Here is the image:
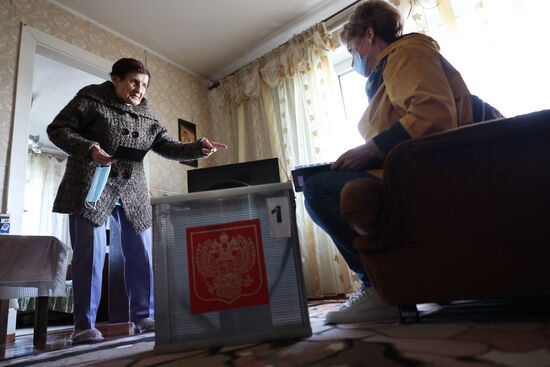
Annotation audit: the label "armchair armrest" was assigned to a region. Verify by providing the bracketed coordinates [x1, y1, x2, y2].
[340, 178, 383, 235]
[349, 109, 550, 254]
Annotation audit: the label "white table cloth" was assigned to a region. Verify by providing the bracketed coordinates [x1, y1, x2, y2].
[0, 235, 72, 299]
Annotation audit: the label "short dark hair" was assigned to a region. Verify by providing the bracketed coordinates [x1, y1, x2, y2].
[340, 0, 403, 44]
[110, 58, 151, 80]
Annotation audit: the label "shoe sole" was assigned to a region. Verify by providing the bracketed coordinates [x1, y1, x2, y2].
[132, 325, 155, 335]
[70, 336, 105, 345]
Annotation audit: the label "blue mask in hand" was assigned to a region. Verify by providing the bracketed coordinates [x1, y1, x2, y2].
[85, 165, 111, 209]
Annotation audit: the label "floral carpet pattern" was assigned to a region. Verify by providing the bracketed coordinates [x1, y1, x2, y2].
[3, 300, 550, 366]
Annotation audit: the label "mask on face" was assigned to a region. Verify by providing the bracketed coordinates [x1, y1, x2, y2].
[85, 165, 111, 209]
[352, 37, 372, 77]
[353, 51, 367, 77]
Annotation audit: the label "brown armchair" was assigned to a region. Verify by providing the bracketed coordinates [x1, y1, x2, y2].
[340, 109, 550, 322]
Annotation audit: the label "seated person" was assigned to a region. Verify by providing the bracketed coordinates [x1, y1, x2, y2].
[303, 0, 502, 324]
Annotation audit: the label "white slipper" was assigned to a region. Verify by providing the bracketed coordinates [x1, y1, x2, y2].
[133, 317, 155, 334]
[70, 328, 104, 345]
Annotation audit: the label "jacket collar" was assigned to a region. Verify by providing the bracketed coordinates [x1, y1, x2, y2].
[77, 81, 159, 121]
[377, 33, 440, 63]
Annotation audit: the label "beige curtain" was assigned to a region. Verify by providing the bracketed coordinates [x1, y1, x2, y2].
[209, 23, 360, 298]
[206, 0, 550, 298]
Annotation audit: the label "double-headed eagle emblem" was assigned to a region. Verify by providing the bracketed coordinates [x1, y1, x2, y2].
[195, 233, 257, 302]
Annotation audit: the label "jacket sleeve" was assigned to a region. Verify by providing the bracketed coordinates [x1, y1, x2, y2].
[151, 127, 205, 160]
[46, 95, 99, 161]
[373, 44, 457, 155]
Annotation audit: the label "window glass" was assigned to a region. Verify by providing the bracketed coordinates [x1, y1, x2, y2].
[326, 46, 368, 159]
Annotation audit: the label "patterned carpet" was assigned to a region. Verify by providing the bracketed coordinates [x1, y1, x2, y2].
[3, 299, 550, 367]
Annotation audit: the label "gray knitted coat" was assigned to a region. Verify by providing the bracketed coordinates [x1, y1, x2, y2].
[47, 81, 204, 232]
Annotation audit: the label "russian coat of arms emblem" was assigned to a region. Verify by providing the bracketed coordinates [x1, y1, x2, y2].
[187, 219, 269, 313]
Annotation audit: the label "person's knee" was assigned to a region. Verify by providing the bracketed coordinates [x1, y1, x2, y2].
[302, 175, 314, 199]
[303, 171, 332, 202]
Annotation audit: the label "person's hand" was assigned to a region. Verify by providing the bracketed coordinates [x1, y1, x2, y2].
[201, 138, 228, 157]
[331, 140, 384, 171]
[90, 144, 117, 165]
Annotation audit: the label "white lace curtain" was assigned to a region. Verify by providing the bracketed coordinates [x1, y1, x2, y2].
[207, 0, 549, 298]
[22, 152, 70, 246]
[209, 23, 359, 298]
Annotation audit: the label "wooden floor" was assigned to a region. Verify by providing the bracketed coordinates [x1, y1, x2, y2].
[0, 322, 133, 360]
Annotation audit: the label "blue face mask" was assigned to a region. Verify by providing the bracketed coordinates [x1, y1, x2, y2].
[85, 165, 111, 209]
[353, 51, 368, 77]
[352, 37, 371, 77]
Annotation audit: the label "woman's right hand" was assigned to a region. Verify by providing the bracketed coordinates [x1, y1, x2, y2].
[331, 140, 384, 171]
[90, 144, 117, 165]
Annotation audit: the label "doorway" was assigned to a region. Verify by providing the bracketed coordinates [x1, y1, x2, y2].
[6, 24, 113, 345]
[23, 53, 105, 243]
[7, 25, 112, 236]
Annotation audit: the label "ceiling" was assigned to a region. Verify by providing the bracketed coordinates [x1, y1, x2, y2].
[50, 0, 356, 83]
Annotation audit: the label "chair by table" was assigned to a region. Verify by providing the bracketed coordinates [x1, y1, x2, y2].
[0, 235, 72, 347]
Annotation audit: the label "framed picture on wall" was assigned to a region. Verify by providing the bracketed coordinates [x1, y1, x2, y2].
[178, 119, 198, 167]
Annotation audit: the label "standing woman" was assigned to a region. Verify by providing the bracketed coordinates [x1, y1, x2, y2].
[47, 58, 227, 344]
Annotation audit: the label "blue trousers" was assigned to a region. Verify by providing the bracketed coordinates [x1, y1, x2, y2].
[69, 206, 154, 329]
[303, 170, 381, 287]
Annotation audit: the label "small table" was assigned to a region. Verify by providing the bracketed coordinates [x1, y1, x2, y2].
[0, 235, 72, 347]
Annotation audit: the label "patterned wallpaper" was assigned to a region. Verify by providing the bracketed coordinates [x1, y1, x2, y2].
[0, 0, 215, 210]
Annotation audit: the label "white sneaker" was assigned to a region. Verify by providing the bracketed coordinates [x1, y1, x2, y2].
[325, 286, 399, 324]
[134, 317, 155, 334]
[70, 328, 104, 345]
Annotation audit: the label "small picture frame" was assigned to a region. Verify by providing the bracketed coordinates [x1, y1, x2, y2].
[178, 119, 198, 167]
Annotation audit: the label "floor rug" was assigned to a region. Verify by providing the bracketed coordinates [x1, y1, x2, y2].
[2, 299, 550, 366]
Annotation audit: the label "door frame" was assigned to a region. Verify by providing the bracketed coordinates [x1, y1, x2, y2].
[7, 24, 112, 234]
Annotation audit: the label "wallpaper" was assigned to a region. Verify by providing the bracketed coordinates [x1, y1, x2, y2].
[0, 0, 215, 210]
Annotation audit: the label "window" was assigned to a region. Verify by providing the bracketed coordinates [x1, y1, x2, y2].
[338, 70, 368, 129]
[395, 0, 550, 117]
[324, 45, 368, 160]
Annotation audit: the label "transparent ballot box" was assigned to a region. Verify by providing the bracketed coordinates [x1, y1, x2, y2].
[151, 182, 311, 353]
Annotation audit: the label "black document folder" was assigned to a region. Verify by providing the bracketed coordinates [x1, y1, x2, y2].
[290, 162, 332, 192]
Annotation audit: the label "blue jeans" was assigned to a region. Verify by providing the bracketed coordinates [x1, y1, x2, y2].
[303, 170, 380, 287]
[69, 206, 154, 329]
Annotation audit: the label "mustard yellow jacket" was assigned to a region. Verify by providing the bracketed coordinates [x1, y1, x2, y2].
[359, 33, 502, 156]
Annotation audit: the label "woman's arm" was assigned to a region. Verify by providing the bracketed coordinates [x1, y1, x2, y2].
[373, 44, 458, 155]
[46, 96, 99, 161]
[151, 128, 227, 160]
